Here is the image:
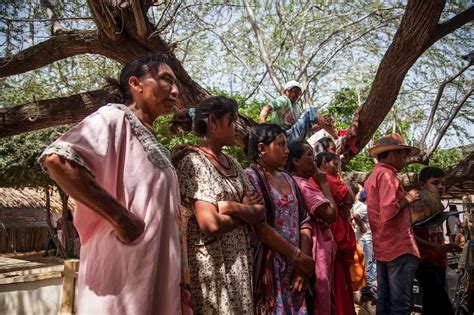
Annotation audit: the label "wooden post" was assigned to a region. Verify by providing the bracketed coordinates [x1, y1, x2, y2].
[59, 259, 79, 315]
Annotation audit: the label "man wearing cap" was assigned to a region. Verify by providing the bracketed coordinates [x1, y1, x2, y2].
[259, 80, 333, 142]
[364, 134, 421, 315]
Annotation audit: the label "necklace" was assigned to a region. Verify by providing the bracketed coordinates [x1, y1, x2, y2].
[198, 147, 232, 170]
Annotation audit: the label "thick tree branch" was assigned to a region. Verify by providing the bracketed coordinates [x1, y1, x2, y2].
[0, 0, 210, 139]
[0, 90, 106, 139]
[131, 0, 147, 38]
[341, 0, 473, 165]
[432, 5, 474, 45]
[85, 0, 119, 41]
[0, 30, 148, 77]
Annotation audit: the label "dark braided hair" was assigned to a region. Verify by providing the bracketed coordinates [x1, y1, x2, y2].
[170, 96, 238, 137]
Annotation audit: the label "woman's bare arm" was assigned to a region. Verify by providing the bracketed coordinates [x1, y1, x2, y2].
[42, 154, 144, 243]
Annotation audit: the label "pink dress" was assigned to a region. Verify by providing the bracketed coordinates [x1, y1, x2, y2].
[40, 104, 183, 315]
[293, 176, 337, 315]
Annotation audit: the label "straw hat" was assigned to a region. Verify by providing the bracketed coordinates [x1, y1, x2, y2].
[368, 133, 420, 158]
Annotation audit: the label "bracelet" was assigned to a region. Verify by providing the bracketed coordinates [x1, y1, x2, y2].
[291, 247, 302, 263]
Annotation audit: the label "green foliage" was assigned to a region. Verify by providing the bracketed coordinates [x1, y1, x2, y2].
[0, 126, 68, 188]
[402, 148, 465, 173]
[154, 114, 200, 149]
[324, 87, 361, 130]
[342, 147, 465, 175]
[153, 91, 263, 167]
[343, 149, 375, 173]
[429, 148, 465, 169]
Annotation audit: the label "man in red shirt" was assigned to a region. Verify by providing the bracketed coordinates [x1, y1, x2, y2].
[414, 167, 462, 315]
[364, 134, 421, 314]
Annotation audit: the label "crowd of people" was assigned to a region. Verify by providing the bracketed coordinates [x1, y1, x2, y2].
[39, 53, 466, 315]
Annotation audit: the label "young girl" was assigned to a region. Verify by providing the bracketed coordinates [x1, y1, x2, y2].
[316, 152, 356, 315]
[286, 141, 338, 315]
[171, 96, 263, 314]
[244, 123, 313, 315]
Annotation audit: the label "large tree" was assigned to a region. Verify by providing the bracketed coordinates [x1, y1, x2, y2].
[0, 0, 473, 165]
[0, 0, 208, 138]
[339, 0, 473, 163]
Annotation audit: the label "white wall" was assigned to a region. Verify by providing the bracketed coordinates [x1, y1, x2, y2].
[0, 277, 62, 315]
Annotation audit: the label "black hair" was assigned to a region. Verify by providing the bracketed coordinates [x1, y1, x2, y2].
[67, 209, 73, 222]
[377, 149, 411, 161]
[170, 96, 238, 137]
[347, 180, 359, 196]
[244, 123, 286, 162]
[104, 53, 171, 105]
[419, 166, 445, 183]
[285, 141, 310, 172]
[317, 137, 335, 151]
[377, 151, 390, 160]
[315, 152, 337, 168]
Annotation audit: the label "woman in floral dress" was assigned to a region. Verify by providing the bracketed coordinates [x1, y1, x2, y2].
[172, 96, 265, 314]
[244, 123, 313, 315]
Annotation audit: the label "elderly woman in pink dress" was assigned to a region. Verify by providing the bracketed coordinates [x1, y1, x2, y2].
[39, 54, 186, 314]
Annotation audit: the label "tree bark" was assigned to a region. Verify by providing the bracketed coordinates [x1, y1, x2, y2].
[0, 30, 148, 77]
[0, 0, 210, 137]
[0, 90, 105, 138]
[340, 0, 474, 165]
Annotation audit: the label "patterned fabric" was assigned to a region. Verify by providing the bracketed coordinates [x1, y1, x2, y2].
[245, 168, 308, 315]
[40, 143, 92, 175]
[109, 103, 173, 169]
[178, 151, 254, 315]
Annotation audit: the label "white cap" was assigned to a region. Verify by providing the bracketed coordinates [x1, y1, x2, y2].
[284, 80, 303, 91]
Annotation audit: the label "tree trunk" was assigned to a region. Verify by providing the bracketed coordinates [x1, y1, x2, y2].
[340, 0, 474, 164]
[0, 0, 209, 136]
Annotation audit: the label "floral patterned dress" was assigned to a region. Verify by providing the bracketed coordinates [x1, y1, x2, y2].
[178, 151, 254, 315]
[245, 167, 309, 315]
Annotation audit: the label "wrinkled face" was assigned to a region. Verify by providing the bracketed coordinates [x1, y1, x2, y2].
[260, 133, 289, 169]
[294, 144, 316, 178]
[139, 64, 179, 117]
[425, 176, 445, 195]
[212, 112, 237, 147]
[285, 87, 302, 103]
